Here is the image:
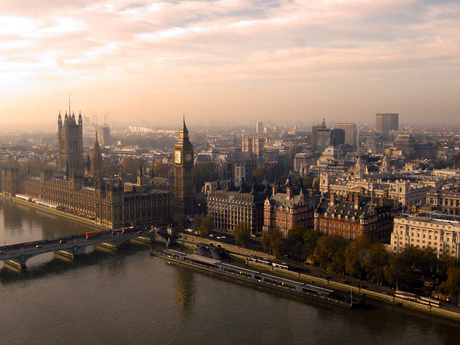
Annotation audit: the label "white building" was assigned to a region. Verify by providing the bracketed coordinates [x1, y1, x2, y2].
[391, 214, 460, 259]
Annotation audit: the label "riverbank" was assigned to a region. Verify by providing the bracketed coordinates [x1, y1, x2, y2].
[1, 195, 109, 231]
[177, 236, 460, 322]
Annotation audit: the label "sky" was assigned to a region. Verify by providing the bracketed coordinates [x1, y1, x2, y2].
[1, 0, 459, 130]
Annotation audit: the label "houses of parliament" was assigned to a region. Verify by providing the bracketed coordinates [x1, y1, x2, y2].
[0, 111, 194, 228]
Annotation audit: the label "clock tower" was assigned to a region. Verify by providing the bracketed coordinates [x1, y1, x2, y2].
[174, 117, 194, 217]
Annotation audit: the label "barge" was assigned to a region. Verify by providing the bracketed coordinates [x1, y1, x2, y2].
[151, 248, 369, 309]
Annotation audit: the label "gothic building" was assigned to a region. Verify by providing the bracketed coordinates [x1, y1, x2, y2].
[174, 118, 195, 218]
[0, 113, 195, 228]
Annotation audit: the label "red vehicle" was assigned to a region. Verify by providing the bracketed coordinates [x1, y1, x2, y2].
[122, 226, 143, 234]
[85, 231, 99, 239]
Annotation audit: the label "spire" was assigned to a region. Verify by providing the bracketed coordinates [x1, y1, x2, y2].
[181, 114, 189, 135]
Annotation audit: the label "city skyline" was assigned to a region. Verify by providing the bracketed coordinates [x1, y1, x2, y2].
[1, 1, 459, 128]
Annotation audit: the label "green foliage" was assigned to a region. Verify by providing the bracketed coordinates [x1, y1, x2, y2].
[122, 157, 146, 175]
[444, 267, 460, 297]
[233, 221, 251, 246]
[363, 242, 390, 284]
[252, 167, 266, 184]
[313, 236, 347, 273]
[261, 228, 285, 258]
[154, 162, 170, 178]
[198, 215, 214, 238]
[101, 161, 119, 177]
[344, 236, 371, 278]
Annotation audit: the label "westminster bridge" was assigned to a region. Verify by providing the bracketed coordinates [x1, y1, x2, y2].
[0, 228, 159, 270]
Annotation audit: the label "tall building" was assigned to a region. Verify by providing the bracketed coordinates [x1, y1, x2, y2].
[174, 118, 195, 217]
[334, 123, 356, 146]
[330, 128, 345, 146]
[311, 119, 331, 151]
[97, 126, 112, 147]
[376, 113, 398, 138]
[58, 111, 84, 176]
[256, 121, 263, 134]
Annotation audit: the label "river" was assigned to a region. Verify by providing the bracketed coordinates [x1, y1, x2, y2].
[0, 199, 458, 345]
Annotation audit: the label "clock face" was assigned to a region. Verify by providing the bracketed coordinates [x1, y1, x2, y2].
[175, 151, 181, 163]
[185, 153, 192, 162]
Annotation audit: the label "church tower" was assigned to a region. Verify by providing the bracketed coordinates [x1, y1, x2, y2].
[58, 111, 84, 178]
[174, 117, 194, 217]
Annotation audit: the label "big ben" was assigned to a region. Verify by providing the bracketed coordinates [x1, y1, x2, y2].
[174, 117, 194, 217]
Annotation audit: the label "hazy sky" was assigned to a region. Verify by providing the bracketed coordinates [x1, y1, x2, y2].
[1, 0, 459, 129]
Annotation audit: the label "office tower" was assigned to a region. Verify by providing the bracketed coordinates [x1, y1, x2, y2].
[256, 121, 263, 134]
[312, 119, 330, 151]
[331, 128, 345, 146]
[334, 123, 356, 146]
[376, 113, 398, 138]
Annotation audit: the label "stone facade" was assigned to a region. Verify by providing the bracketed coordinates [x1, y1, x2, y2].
[391, 214, 460, 259]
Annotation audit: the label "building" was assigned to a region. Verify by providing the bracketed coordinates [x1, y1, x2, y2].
[391, 214, 460, 259]
[312, 119, 331, 152]
[426, 189, 460, 215]
[242, 135, 263, 158]
[256, 121, 263, 134]
[376, 113, 398, 138]
[263, 177, 320, 236]
[174, 118, 195, 218]
[207, 179, 269, 234]
[334, 123, 356, 146]
[97, 126, 112, 147]
[58, 111, 84, 175]
[314, 193, 401, 241]
[331, 129, 345, 146]
[0, 113, 195, 228]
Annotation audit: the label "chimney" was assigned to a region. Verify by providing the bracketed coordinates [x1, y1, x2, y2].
[330, 193, 335, 206]
[354, 195, 359, 209]
[379, 198, 384, 207]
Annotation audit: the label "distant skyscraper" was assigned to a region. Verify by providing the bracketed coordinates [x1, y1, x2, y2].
[256, 121, 263, 134]
[376, 113, 398, 138]
[312, 119, 330, 151]
[334, 123, 356, 146]
[97, 126, 112, 146]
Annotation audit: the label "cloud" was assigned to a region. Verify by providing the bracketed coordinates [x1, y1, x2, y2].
[1, 0, 459, 124]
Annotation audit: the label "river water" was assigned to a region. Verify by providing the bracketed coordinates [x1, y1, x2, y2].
[0, 199, 458, 345]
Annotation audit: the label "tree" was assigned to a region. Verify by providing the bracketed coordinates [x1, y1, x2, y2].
[261, 228, 285, 258]
[154, 162, 169, 178]
[302, 228, 322, 262]
[122, 157, 146, 175]
[344, 236, 371, 278]
[364, 242, 390, 284]
[252, 167, 266, 184]
[313, 235, 347, 273]
[233, 221, 251, 247]
[441, 267, 460, 298]
[101, 161, 119, 177]
[198, 215, 213, 237]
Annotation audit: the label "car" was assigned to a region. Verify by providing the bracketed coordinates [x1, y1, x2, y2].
[36, 244, 42, 248]
[209, 234, 214, 237]
[59, 240, 66, 243]
[217, 236, 221, 239]
[221, 236, 226, 239]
